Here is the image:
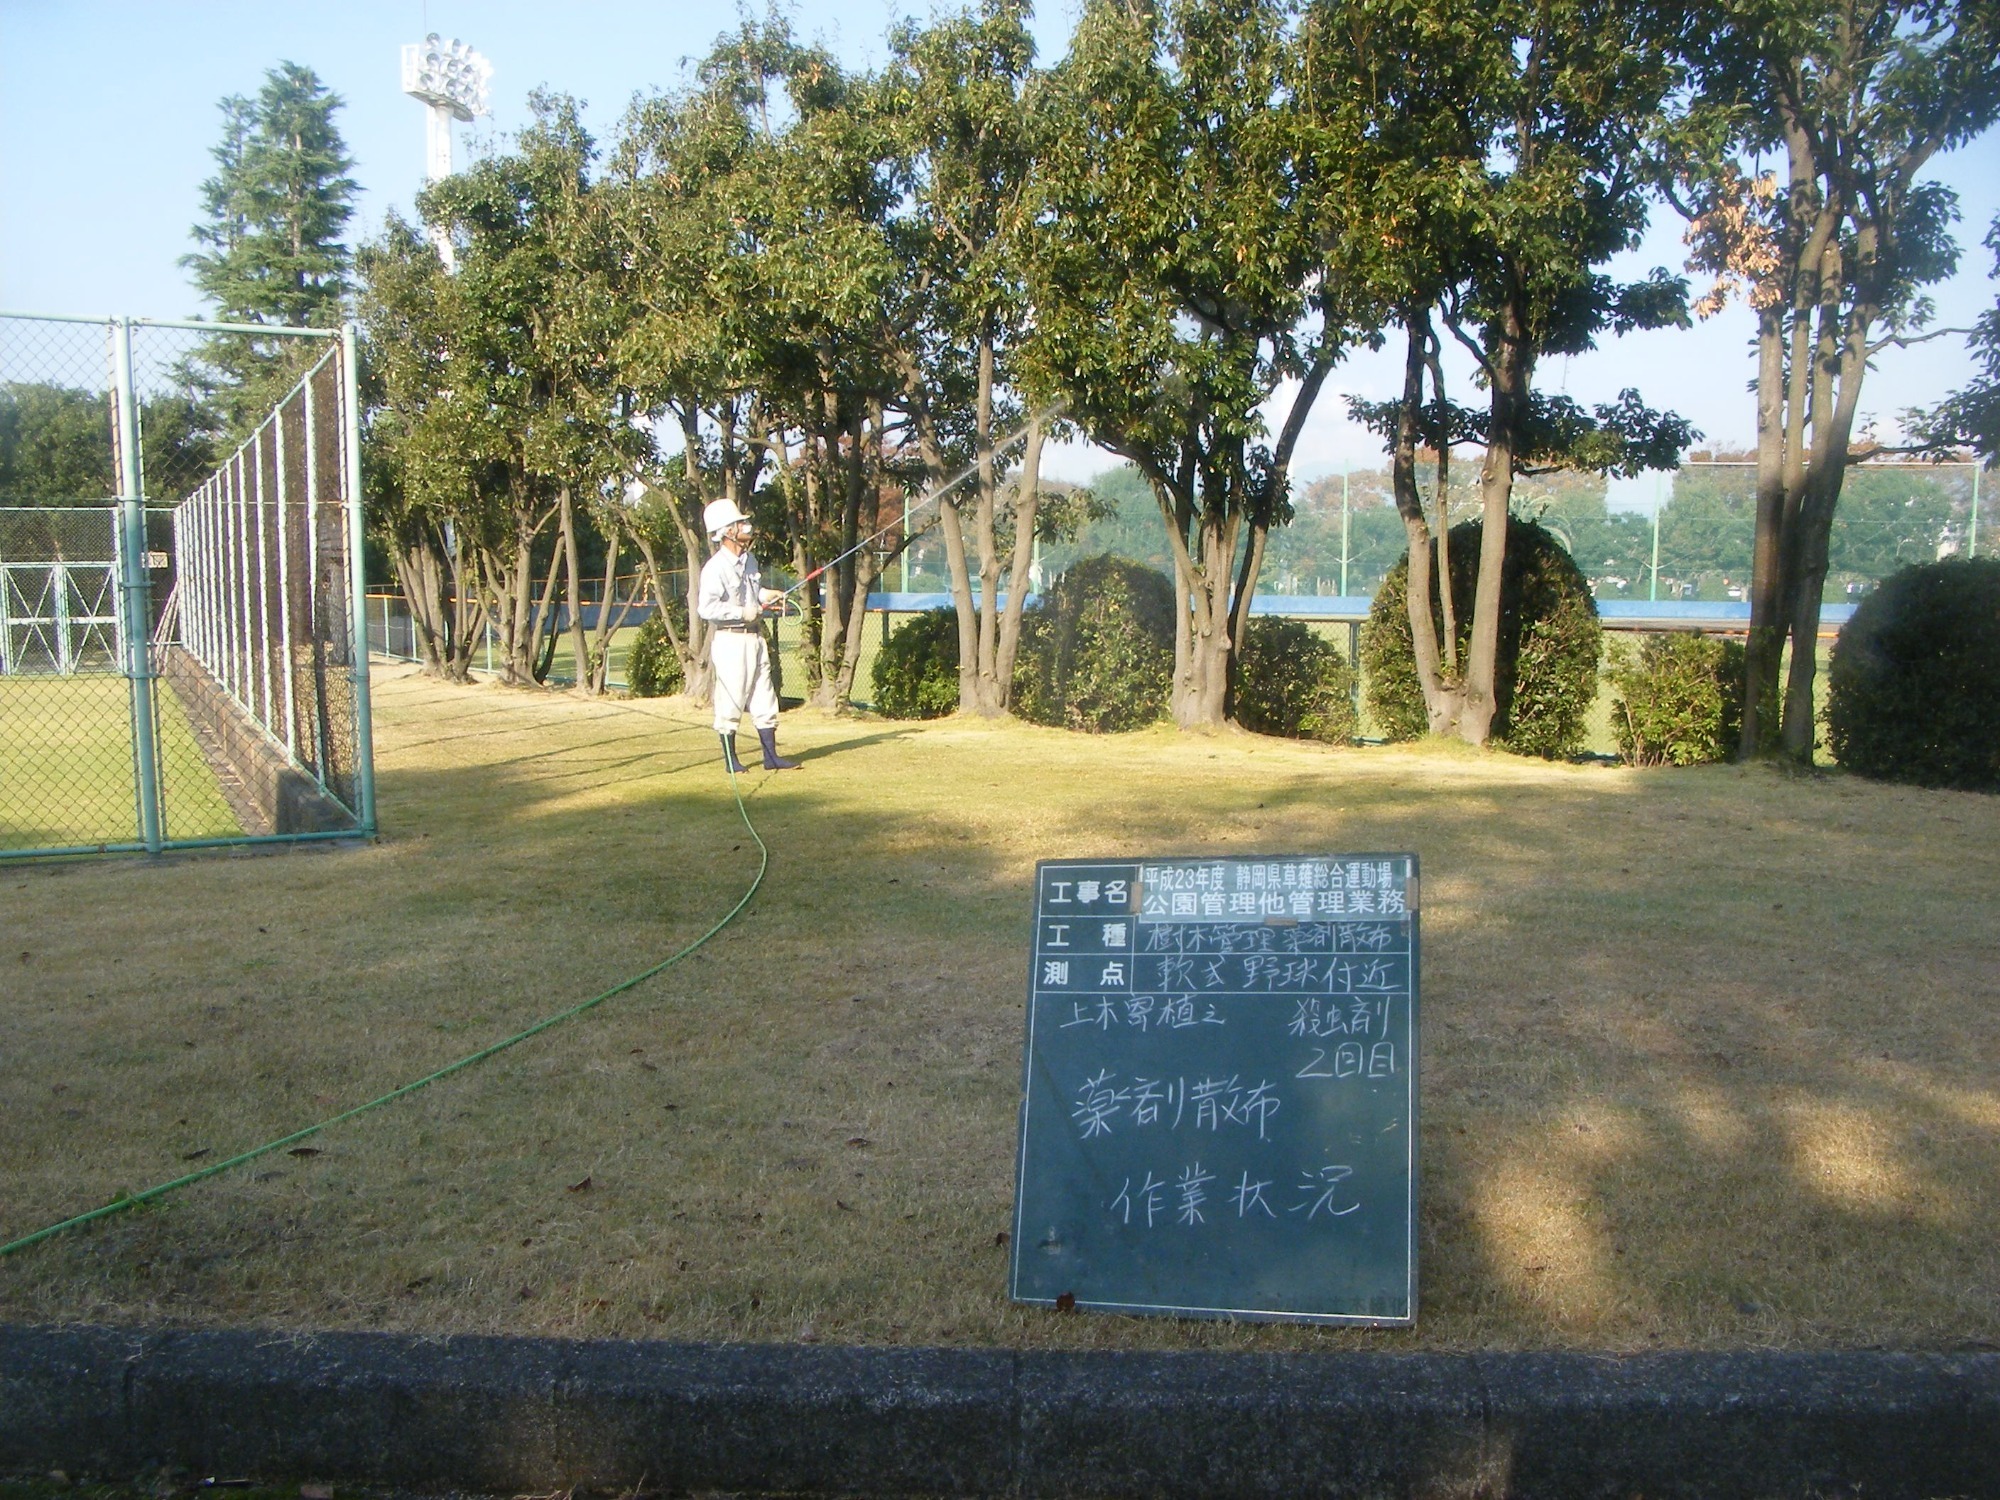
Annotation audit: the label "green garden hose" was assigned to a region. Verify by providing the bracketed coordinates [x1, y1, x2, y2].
[0, 762, 768, 1260]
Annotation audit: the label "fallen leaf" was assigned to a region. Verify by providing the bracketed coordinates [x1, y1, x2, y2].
[182, 1148, 212, 1162]
[846, 1137, 871, 1148]
[836, 1200, 856, 1211]
[994, 1231, 1009, 1247]
[287, 1146, 320, 1158]
[568, 1176, 592, 1192]
[518, 1285, 535, 1300]
[1055, 1292, 1077, 1313]
[638, 1061, 658, 1073]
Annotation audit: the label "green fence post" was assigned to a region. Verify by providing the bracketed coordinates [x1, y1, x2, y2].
[114, 318, 164, 853]
[341, 324, 379, 836]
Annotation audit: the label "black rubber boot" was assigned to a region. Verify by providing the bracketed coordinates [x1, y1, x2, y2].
[719, 733, 746, 774]
[757, 726, 801, 770]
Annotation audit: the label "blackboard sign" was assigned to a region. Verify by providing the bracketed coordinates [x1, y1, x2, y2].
[1009, 855, 1419, 1325]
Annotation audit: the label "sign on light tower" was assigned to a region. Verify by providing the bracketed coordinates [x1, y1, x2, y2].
[400, 32, 492, 268]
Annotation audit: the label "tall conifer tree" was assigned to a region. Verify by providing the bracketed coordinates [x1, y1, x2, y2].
[184, 62, 357, 431]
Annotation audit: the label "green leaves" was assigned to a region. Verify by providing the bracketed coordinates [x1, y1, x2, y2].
[184, 62, 356, 330]
[182, 62, 358, 435]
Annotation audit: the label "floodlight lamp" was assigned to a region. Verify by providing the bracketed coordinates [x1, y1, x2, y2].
[401, 33, 492, 122]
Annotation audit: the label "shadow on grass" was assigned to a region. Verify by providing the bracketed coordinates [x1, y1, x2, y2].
[2, 673, 1995, 1352]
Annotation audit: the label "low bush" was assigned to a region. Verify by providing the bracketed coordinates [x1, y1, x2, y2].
[871, 608, 961, 719]
[626, 608, 686, 698]
[1826, 557, 2000, 791]
[1360, 516, 1602, 758]
[1606, 632, 1745, 766]
[1233, 617, 1358, 743]
[1014, 554, 1174, 732]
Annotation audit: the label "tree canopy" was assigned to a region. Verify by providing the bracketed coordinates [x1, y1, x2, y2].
[328, 0, 1999, 744]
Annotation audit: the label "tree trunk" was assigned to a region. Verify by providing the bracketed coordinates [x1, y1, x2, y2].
[1778, 245, 1875, 762]
[1461, 287, 1531, 746]
[559, 485, 592, 695]
[809, 407, 861, 710]
[1175, 497, 1236, 728]
[391, 538, 455, 679]
[938, 475, 980, 711]
[970, 328, 1007, 715]
[1739, 303, 1788, 759]
[585, 520, 629, 695]
[1389, 315, 1462, 736]
[992, 414, 1046, 711]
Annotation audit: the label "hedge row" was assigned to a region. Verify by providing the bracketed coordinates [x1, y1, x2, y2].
[678, 544, 2000, 794]
[870, 556, 1359, 739]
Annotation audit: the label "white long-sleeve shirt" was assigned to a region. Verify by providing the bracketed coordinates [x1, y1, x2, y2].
[697, 545, 763, 625]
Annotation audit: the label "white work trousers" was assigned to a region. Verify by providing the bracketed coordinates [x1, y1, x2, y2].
[710, 627, 779, 734]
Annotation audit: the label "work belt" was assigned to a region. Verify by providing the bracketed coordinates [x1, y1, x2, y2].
[712, 622, 763, 632]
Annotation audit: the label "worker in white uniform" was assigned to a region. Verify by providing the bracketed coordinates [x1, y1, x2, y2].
[697, 498, 800, 773]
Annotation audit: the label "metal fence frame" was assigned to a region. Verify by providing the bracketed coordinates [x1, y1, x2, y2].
[0, 312, 376, 860]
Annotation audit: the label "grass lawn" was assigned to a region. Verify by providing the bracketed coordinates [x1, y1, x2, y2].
[0, 674, 240, 851]
[2, 664, 1996, 1353]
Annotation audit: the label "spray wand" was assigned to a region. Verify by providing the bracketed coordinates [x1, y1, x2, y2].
[773, 404, 1064, 607]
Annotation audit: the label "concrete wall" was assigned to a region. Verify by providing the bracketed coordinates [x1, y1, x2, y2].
[5, 1325, 1997, 1498]
[159, 648, 353, 835]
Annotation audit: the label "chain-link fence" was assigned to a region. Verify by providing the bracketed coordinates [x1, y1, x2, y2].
[0, 312, 375, 859]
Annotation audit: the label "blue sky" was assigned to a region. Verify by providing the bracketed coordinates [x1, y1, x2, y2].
[3, 0, 1995, 497]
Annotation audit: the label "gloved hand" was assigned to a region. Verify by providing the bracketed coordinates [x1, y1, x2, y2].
[759, 587, 784, 608]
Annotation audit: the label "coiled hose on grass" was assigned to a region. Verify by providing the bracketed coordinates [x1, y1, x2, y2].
[0, 760, 768, 1260]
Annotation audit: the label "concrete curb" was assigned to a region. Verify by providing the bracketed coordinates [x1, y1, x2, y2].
[3, 1325, 1998, 1497]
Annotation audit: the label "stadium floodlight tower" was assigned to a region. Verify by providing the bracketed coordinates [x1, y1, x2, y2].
[400, 32, 492, 269]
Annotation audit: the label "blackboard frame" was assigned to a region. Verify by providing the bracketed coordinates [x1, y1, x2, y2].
[1009, 853, 1420, 1326]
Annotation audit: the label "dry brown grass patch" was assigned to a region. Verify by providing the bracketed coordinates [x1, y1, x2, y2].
[2, 665, 1997, 1352]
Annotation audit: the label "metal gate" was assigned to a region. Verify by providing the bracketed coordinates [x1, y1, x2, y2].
[0, 312, 377, 858]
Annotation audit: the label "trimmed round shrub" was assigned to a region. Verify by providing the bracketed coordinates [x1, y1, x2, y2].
[1826, 557, 2000, 790]
[1234, 617, 1358, 743]
[1013, 554, 1174, 732]
[1606, 632, 1745, 766]
[626, 608, 685, 697]
[872, 607, 961, 719]
[1360, 516, 1602, 758]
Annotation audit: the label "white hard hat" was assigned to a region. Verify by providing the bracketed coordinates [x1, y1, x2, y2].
[704, 498, 750, 539]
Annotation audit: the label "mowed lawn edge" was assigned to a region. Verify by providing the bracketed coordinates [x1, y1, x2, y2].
[2, 664, 1996, 1353]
